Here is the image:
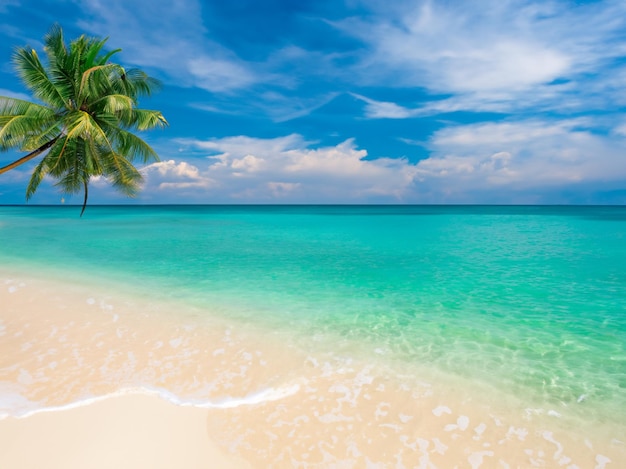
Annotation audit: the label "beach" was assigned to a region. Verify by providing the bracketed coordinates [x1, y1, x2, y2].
[0, 393, 250, 469]
[1, 267, 624, 468]
[1, 206, 625, 467]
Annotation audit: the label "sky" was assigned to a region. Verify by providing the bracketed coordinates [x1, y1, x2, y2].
[1, 0, 626, 205]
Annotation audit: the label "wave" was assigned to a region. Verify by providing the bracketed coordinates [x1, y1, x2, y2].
[0, 382, 302, 420]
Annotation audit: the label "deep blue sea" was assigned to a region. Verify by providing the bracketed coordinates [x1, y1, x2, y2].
[1, 205, 625, 427]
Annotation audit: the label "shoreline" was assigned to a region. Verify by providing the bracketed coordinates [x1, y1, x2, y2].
[0, 393, 251, 469]
[1, 268, 625, 467]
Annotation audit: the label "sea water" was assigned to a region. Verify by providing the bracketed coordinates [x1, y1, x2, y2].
[1, 205, 625, 463]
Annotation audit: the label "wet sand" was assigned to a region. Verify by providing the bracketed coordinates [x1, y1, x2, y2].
[1, 269, 624, 468]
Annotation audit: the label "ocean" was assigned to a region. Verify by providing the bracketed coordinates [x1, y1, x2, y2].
[1, 205, 625, 466]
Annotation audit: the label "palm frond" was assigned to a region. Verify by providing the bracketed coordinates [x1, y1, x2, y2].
[113, 68, 162, 99]
[25, 155, 51, 200]
[79, 64, 124, 106]
[118, 108, 168, 130]
[0, 98, 57, 150]
[20, 121, 63, 152]
[0, 96, 51, 121]
[12, 47, 66, 108]
[85, 137, 105, 176]
[109, 127, 160, 163]
[97, 48, 121, 66]
[43, 24, 68, 64]
[63, 111, 110, 146]
[5, 25, 166, 211]
[100, 151, 143, 197]
[100, 94, 134, 114]
[55, 158, 85, 194]
[25, 135, 69, 198]
[84, 36, 109, 68]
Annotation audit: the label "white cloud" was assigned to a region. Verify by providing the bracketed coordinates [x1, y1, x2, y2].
[7, 123, 626, 205]
[140, 159, 216, 193]
[74, 0, 259, 92]
[131, 121, 626, 204]
[350, 93, 419, 119]
[340, 1, 569, 91]
[414, 119, 626, 198]
[140, 135, 419, 202]
[257, 92, 341, 123]
[337, 0, 626, 113]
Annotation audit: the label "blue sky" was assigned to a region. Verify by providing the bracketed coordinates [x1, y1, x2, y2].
[1, 0, 626, 204]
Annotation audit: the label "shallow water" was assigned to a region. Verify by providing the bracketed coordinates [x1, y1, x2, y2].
[1, 205, 625, 466]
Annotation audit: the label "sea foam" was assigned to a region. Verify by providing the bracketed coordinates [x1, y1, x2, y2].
[0, 382, 302, 420]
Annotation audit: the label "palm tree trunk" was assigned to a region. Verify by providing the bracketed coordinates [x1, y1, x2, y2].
[0, 136, 60, 174]
[80, 179, 88, 217]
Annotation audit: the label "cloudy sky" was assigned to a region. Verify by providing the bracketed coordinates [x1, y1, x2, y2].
[1, 0, 626, 204]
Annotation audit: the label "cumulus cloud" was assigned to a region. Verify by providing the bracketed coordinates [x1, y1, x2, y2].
[143, 160, 215, 190]
[8, 124, 626, 205]
[414, 119, 626, 201]
[131, 122, 626, 205]
[140, 135, 419, 202]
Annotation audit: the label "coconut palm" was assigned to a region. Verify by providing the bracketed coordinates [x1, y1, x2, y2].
[0, 25, 167, 215]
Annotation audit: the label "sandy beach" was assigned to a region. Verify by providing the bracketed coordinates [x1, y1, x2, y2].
[0, 393, 250, 469]
[1, 268, 625, 467]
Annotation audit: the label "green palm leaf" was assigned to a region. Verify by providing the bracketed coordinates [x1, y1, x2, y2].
[0, 24, 168, 216]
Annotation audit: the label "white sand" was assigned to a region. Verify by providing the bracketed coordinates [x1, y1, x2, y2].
[2, 269, 625, 467]
[0, 393, 251, 469]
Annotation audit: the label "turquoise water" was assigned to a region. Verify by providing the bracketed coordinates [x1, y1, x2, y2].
[1, 205, 625, 423]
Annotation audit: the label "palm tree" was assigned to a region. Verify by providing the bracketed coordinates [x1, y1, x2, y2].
[0, 25, 167, 215]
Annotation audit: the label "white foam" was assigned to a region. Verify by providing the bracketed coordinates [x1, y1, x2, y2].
[379, 423, 402, 431]
[468, 450, 493, 469]
[374, 402, 390, 419]
[474, 422, 487, 439]
[431, 437, 448, 455]
[432, 405, 452, 417]
[169, 337, 183, 348]
[197, 383, 301, 409]
[0, 385, 40, 420]
[541, 430, 564, 460]
[457, 415, 469, 431]
[2, 382, 301, 419]
[595, 454, 611, 469]
[508, 426, 528, 441]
